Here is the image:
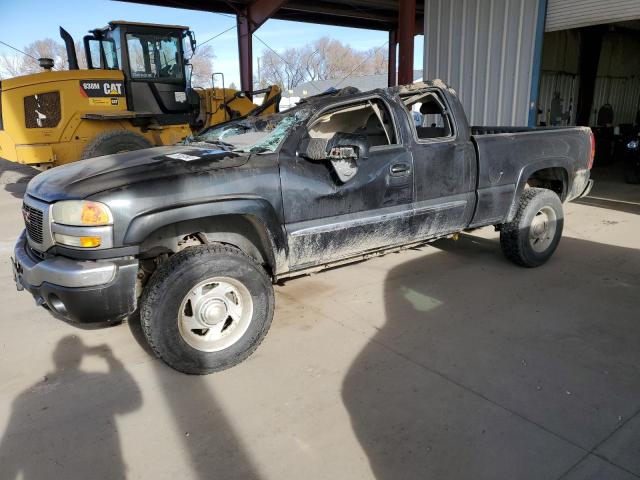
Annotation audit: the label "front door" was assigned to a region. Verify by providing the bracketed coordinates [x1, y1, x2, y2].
[279, 97, 414, 269]
[400, 90, 476, 238]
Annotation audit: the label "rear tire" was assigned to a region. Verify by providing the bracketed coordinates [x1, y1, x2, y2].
[82, 130, 152, 159]
[140, 244, 275, 374]
[500, 188, 564, 268]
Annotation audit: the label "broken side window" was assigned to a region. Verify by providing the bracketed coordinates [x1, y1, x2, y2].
[308, 98, 397, 148]
[402, 92, 454, 140]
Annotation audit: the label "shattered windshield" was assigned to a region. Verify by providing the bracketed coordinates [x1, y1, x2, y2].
[190, 108, 310, 153]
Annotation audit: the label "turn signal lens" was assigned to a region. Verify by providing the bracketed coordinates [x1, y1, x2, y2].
[54, 233, 102, 248]
[80, 236, 101, 247]
[52, 200, 113, 226]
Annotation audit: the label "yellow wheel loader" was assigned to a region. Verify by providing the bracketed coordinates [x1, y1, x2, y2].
[0, 21, 281, 168]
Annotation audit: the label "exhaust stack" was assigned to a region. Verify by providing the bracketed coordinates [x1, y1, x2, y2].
[59, 27, 79, 70]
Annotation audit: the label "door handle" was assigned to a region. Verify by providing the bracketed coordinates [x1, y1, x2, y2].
[390, 163, 411, 176]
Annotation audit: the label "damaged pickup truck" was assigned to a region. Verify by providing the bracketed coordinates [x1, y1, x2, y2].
[12, 81, 594, 374]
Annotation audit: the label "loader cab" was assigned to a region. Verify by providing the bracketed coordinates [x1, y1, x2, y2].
[83, 21, 196, 124]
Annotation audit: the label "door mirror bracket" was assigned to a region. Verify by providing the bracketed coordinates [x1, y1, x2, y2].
[300, 132, 370, 183]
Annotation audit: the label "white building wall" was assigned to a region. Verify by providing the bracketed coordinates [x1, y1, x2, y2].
[423, 0, 541, 126]
[546, 0, 640, 32]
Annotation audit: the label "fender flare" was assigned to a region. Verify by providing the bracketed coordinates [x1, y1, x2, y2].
[507, 157, 571, 222]
[123, 197, 288, 273]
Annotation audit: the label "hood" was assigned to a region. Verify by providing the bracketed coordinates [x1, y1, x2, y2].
[27, 145, 248, 202]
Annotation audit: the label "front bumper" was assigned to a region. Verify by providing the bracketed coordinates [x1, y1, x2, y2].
[11, 231, 138, 324]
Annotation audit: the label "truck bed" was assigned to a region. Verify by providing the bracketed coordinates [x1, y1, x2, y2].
[468, 125, 593, 228]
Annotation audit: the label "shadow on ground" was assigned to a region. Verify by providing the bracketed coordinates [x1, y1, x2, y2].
[342, 234, 640, 479]
[0, 159, 38, 199]
[0, 336, 142, 479]
[0, 320, 263, 479]
[128, 313, 263, 479]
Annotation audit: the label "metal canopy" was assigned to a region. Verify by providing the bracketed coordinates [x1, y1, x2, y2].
[118, 0, 423, 31]
[117, 0, 422, 90]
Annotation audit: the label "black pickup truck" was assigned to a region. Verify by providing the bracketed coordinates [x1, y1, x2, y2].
[12, 81, 594, 374]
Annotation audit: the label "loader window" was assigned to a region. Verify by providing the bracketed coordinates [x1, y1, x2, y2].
[87, 39, 119, 69]
[402, 92, 454, 140]
[126, 32, 183, 81]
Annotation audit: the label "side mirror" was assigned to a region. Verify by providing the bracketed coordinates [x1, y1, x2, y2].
[300, 132, 369, 161]
[300, 132, 369, 182]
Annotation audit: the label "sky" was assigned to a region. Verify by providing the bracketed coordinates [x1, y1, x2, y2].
[0, 0, 424, 87]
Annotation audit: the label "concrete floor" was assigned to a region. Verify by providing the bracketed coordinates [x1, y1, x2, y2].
[0, 163, 638, 479]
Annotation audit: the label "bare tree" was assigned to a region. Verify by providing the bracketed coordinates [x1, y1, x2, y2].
[0, 54, 22, 78]
[75, 40, 88, 70]
[362, 47, 388, 75]
[22, 38, 69, 73]
[189, 44, 215, 88]
[260, 47, 310, 91]
[0, 37, 87, 78]
[258, 37, 389, 90]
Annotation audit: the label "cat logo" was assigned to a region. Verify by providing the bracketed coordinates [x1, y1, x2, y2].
[111, 98, 119, 106]
[79, 80, 125, 98]
[103, 83, 123, 95]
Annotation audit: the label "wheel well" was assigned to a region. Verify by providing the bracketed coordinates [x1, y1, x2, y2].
[526, 167, 568, 200]
[137, 215, 277, 274]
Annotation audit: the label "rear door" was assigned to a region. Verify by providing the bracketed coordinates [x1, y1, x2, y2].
[279, 96, 414, 269]
[400, 89, 476, 237]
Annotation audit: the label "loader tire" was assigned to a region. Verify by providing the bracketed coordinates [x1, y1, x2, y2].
[82, 130, 153, 159]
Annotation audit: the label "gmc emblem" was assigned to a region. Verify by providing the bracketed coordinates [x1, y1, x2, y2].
[22, 207, 30, 226]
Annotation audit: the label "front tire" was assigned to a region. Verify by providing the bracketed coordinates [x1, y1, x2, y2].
[140, 244, 275, 374]
[500, 188, 564, 267]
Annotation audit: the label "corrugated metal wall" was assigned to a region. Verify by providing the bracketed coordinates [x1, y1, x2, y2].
[590, 30, 640, 125]
[546, 0, 640, 32]
[423, 0, 541, 126]
[537, 30, 580, 126]
[538, 29, 640, 126]
[591, 76, 640, 125]
[538, 72, 579, 125]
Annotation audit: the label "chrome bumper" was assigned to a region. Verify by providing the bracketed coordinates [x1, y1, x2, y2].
[11, 230, 139, 324]
[12, 230, 133, 288]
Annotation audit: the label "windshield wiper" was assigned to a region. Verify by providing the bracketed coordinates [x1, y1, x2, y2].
[203, 139, 235, 149]
[249, 146, 270, 153]
[188, 138, 235, 150]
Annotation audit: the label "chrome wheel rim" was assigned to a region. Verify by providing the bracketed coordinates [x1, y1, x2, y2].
[529, 206, 557, 253]
[178, 277, 253, 352]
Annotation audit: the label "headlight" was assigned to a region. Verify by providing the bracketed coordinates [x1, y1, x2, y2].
[627, 140, 639, 150]
[52, 200, 113, 226]
[51, 201, 113, 249]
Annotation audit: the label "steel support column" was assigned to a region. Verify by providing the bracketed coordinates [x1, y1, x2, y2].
[237, 0, 289, 93]
[397, 0, 415, 85]
[237, 12, 253, 92]
[576, 26, 604, 126]
[388, 29, 397, 87]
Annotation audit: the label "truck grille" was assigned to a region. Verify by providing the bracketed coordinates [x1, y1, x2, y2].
[22, 203, 44, 244]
